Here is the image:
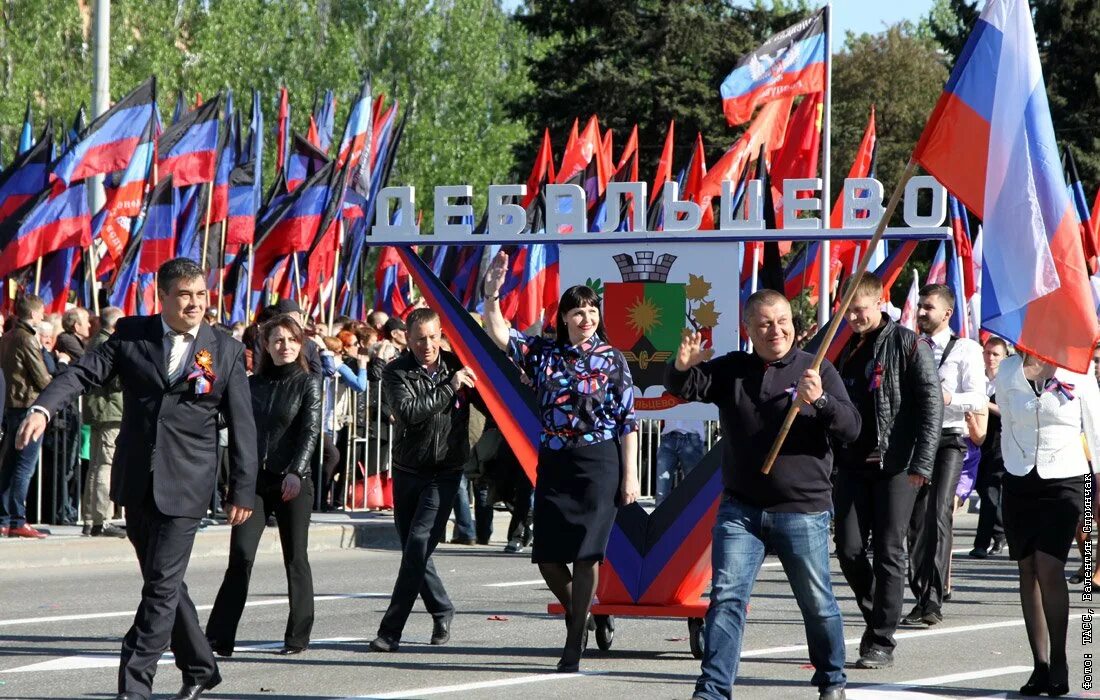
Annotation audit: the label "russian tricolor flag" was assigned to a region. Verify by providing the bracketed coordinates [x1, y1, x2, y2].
[720, 8, 825, 126]
[914, 0, 1098, 371]
[52, 78, 156, 187]
[926, 241, 947, 285]
[159, 97, 221, 188]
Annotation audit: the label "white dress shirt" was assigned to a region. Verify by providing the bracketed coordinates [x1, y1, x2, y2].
[926, 328, 987, 431]
[161, 317, 199, 383]
[994, 354, 1100, 479]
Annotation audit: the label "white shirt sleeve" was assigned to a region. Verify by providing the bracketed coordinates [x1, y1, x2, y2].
[1077, 375, 1100, 468]
[948, 341, 988, 413]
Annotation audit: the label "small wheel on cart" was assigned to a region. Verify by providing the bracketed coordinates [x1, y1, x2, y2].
[688, 618, 705, 659]
[594, 614, 615, 650]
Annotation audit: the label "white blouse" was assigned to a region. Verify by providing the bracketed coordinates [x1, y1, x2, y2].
[994, 354, 1100, 479]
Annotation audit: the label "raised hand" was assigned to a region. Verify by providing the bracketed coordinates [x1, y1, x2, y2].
[675, 331, 713, 371]
[483, 251, 509, 299]
[449, 366, 477, 391]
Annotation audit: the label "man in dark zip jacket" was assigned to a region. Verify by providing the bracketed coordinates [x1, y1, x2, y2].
[832, 274, 943, 670]
[370, 307, 482, 653]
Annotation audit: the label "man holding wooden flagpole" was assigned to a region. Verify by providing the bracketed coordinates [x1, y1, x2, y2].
[668, 290, 859, 700]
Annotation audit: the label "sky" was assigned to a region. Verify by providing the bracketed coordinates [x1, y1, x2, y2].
[727, 1, 937, 45]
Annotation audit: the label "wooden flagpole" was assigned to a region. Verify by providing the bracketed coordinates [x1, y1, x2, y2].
[87, 243, 101, 316]
[33, 257, 43, 296]
[247, 241, 255, 322]
[200, 181, 214, 271]
[761, 159, 918, 475]
[217, 220, 227, 323]
[328, 219, 344, 331]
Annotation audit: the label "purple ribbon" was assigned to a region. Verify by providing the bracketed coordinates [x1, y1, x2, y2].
[1044, 378, 1076, 401]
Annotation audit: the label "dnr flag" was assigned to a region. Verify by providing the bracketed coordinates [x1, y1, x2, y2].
[720, 8, 826, 126]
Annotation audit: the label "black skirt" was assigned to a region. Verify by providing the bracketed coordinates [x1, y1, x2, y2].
[531, 438, 621, 564]
[1002, 469, 1086, 563]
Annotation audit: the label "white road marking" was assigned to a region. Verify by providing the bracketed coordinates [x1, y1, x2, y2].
[846, 665, 1030, 698]
[742, 614, 1084, 658]
[484, 579, 546, 588]
[0, 636, 384, 674]
[0, 592, 387, 627]
[340, 671, 602, 699]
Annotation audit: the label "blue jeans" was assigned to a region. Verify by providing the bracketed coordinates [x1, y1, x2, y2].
[655, 432, 706, 504]
[694, 495, 846, 699]
[452, 474, 475, 541]
[0, 408, 43, 528]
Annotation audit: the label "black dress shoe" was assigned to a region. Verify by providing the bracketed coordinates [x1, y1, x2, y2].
[968, 547, 989, 559]
[115, 694, 143, 700]
[369, 635, 400, 652]
[989, 538, 1005, 555]
[171, 670, 221, 700]
[1019, 663, 1049, 696]
[858, 628, 873, 658]
[900, 605, 926, 627]
[277, 645, 305, 655]
[921, 609, 943, 625]
[819, 688, 846, 700]
[431, 614, 453, 645]
[1048, 661, 1070, 697]
[856, 648, 894, 669]
[207, 638, 233, 658]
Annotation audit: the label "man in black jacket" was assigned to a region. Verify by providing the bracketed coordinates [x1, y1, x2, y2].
[17, 258, 257, 700]
[370, 307, 478, 653]
[832, 274, 943, 670]
[668, 290, 860, 700]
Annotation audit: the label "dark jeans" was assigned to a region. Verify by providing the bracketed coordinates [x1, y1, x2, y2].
[973, 456, 1005, 550]
[655, 431, 706, 504]
[0, 408, 43, 528]
[452, 474, 475, 541]
[834, 466, 919, 652]
[694, 495, 846, 699]
[206, 473, 315, 650]
[907, 432, 967, 614]
[119, 488, 216, 699]
[377, 468, 460, 640]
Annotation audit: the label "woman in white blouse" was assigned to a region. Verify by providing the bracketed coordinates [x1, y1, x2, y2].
[995, 351, 1100, 697]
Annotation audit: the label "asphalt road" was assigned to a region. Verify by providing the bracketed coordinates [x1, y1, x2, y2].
[0, 508, 1093, 699]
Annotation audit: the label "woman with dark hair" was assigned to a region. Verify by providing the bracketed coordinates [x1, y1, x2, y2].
[482, 251, 639, 673]
[206, 314, 322, 656]
[994, 351, 1100, 696]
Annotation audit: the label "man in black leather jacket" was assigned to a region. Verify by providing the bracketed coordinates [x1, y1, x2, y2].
[370, 307, 480, 653]
[832, 273, 943, 670]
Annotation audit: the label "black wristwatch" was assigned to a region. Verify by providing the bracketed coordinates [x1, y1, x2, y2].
[812, 393, 829, 411]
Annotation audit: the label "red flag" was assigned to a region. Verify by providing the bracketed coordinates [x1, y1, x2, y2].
[556, 116, 601, 185]
[275, 86, 289, 175]
[650, 121, 675, 205]
[522, 128, 556, 209]
[615, 125, 639, 180]
[770, 92, 822, 228]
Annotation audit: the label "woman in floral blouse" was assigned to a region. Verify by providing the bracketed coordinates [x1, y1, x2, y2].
[483, 250, 640, 673]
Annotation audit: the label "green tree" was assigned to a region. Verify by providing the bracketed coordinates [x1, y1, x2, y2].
[830, 23, 949, 200]
[511, 0, 812, 177]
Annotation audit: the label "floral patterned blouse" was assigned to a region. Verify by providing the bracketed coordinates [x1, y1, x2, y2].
[508, 328, 638, 450]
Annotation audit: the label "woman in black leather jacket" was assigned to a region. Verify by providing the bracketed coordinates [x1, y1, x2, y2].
[206, 314, 322, 656]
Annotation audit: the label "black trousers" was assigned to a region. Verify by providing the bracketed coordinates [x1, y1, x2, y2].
[473, 478, 494, 544]
[972, 456, 1005, 550]
[834, 466, 919, 652]
[206, 473, 315, 650]
[907, 432, 967, 614]
[377, 468, 460, 639]
[119, 489, 216, 699]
